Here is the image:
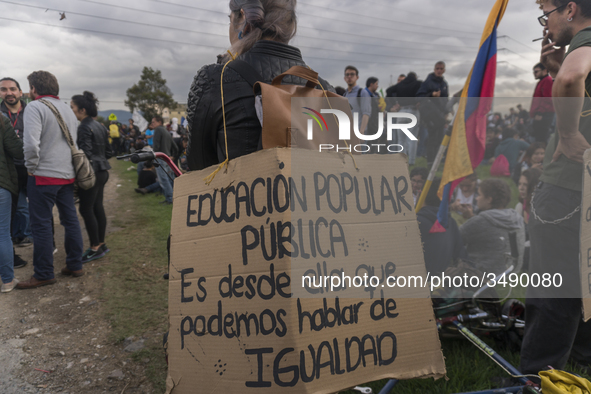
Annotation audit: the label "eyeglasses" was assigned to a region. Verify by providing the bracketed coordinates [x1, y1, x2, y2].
[344, 73, 356, 77]
[538, 4, 567, 26]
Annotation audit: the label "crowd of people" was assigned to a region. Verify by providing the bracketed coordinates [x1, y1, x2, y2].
[1, 0, 590, 384]
[0, 73, 114, 291]
[0, 72, 189, 293]
[182, 0, 591, 381]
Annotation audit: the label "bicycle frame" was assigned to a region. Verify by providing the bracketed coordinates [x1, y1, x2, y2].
[117, 150, 183, 177]
[377, 319, 539, 394]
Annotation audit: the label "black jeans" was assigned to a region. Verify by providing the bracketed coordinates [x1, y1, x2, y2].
[520, 182, 591, 373]
[531, 112, 554, 143]
[78, 170, 109, 247]
[111, 138, 121, 155]
[426, 126, 444, 163]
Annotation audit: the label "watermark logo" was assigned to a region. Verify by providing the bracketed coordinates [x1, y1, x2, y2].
[302, 107, 328, 133]
[303, 107, 418, 153]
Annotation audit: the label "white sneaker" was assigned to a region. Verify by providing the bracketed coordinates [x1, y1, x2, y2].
[1, 279, 19, 293]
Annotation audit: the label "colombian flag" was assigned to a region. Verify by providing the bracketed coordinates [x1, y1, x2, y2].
[432, 0, 509, 232]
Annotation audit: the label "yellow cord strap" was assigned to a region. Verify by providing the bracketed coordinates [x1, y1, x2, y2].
[205, 57, 359, 184]
[315, 71, 359, 170]
[204, 50, 237, 185]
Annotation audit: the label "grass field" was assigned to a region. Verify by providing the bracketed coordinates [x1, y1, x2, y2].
[101, 159, 171, 393]
[101, 158, 590, 394]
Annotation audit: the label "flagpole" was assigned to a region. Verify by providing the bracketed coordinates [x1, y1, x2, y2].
[416, 0, 508, 216]
[415, 134, 451, 212]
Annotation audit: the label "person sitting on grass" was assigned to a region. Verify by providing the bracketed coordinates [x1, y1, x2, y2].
[460, 179, 525, 275]
[484, 128, 500, 163]
[417, 178, 467, 275]
[515, 167, 542, 272]
[135, 161, 161, 195]
[512, 142, 545, 185]
[515, 167, 543, 226]
[410, 166, 428, 206]
[179, 138, 189, 172]
[494, 128, 530, 174]
[449, 172, 479, 219]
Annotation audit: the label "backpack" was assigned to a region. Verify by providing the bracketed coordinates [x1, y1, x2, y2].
[226, 60, 356, 150]
[109, 124, 120, 138]
[490, 154, 510, 177]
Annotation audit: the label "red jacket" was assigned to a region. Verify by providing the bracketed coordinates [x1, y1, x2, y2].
[530, 75, 554, 116]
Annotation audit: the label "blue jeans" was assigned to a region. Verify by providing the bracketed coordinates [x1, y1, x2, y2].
[11, 189, 32, 240]
[156, 159, 175, 203]
[0, 187, 14, 284]
[145, 182, 161, 194]
[28, 178, 83, 280]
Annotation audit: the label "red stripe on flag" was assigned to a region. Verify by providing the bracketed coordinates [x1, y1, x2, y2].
[464, 55, 497, 169]
[429, 220, 447, 234]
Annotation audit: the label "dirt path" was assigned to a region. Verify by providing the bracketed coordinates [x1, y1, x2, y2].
[0, 171, 155, 394]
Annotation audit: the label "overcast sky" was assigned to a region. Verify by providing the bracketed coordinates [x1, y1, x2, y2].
[0, 0, 545, 111]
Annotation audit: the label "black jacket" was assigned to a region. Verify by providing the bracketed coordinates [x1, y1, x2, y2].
[1, 100, 26, 167]
[416, 73, 449, 128]
[0, 116, 24, 196]
[77, 117, 112, 173]
[186, 40, 334, 171]
[385, 75, 422, 107]
[416, 73, 449, 98]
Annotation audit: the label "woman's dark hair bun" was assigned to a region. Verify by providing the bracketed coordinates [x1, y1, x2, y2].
[71, 91, 99, 117]
[83, 91, 97, 103]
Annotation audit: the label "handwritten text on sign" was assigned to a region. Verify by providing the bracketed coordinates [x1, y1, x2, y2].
[166, 149, 444, 394]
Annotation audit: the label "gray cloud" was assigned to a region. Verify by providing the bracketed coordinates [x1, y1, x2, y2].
[0, 0, 545, 111]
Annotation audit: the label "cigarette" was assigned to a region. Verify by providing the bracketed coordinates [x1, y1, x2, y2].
[532, 37, 543, 42]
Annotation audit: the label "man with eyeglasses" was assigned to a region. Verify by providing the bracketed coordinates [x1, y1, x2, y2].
[521, 0, 591, 378]
[343, 65, 372, 136]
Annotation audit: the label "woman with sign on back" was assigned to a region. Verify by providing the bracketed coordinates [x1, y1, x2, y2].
[186, 0, 334, 171]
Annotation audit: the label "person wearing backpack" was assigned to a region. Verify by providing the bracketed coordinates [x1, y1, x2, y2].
[493, 128, 530, 176]
[186, 0, 334, 171]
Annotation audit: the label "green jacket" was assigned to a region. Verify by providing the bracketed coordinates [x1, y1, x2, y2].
[0, 115, 24, 195]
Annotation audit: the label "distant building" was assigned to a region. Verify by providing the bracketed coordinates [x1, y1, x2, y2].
[167, 103, 187, 123]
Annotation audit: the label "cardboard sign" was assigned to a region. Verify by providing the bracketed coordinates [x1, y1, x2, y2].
[580, 149, 591, 322]
[166, 148, 445, 394]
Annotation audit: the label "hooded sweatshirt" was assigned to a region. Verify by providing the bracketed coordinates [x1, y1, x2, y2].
[460, 208, 525, 275]
[416, 73, 449, 99]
